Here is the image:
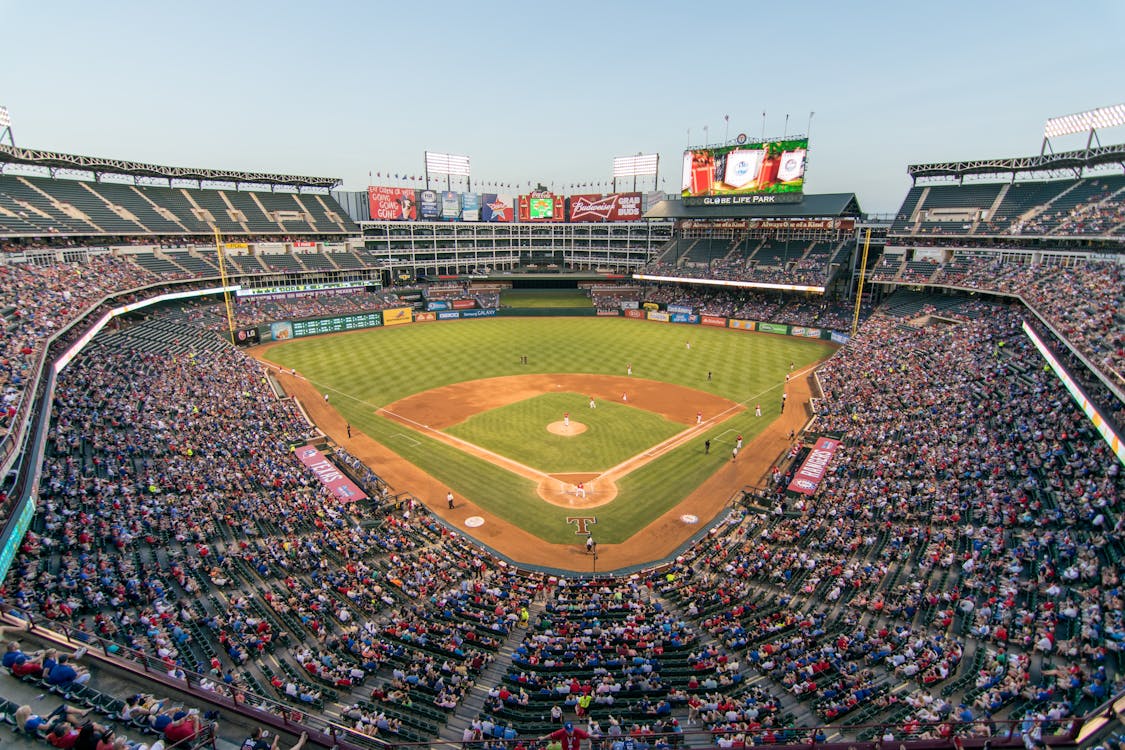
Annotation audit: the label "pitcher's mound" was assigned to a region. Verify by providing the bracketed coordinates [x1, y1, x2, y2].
[547, 420, 586, 436]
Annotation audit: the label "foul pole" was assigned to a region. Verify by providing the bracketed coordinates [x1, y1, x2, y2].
[213, 227, 237, 343]
[851, 228, 871, 340]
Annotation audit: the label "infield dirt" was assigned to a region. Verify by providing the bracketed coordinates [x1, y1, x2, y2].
[255, 345, 815, 572]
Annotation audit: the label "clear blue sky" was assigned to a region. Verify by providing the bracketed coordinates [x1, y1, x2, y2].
[1, 0, 1122, 213]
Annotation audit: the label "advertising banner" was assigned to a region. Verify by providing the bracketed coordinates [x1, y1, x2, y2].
[758, 322, 790, 335]
[267, 312, 383, 340]
[438, 311, 461, 320]
[224, 242, 249, 250]
[415, 311, 437, 322]
[642, 302, 660, 311]
[787, 438, 840, 496]
[233, 327, 260, 346]
[568, 192, 643, 222]
[295, 445, 368, 503]
[441, 191, 461, 221]
[728, 319, 756, 331]
[382, 307, 413, 326]
[292, 241, 317, 249]
[647, 311, 670, 322]
[451, 299, 477, 310]
[670, 313, 699, 324]
[701, 315, 727, 327]
[596, 310, 620, 317]
[426, 300, 450, 311]
[830, 331, 850, 345]
[681, 137, 808, 207]
[461, 193, 481, 222]
[667, 304, 693, 315]
[518, 192, 565, 222]
[368, 186, 418, 221]
[620, 301, 639, 310]
[624, 309, 645, 319]
[460, 308, 497, 318]
[418, 190, 441, 220]
[480, 193, 514, 222]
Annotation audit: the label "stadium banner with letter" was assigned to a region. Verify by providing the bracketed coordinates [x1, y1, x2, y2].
[292, 240, 317, 249]
[667, 304, 693, 315]
[620, 300, 639, 310]
[418, 190, 441, 220]
[295, 445, 367, 503]
[758, 322, 790, 335]
[451, 299, 477, 310]
[224, 242, 249, 250]
[233, 327, 260, 346]
[728, 319, 757, 331]
[791, 326, 822, 338]
[596, 310, 620, 317]
[701, 315, 727, 327]
[441, 191, 461, 221]
[368, 186, 418, 221]
[681, 137, 808, 207]
[460, 308, 497, 318]
[414, 311, 437, 322]
[438, 311, 461, 320]
[480, 193, 514, 222]
[830, 331, 850, 344]
[461, 193, 481, 222]
[787, 438, 840, 496]
[642, 302, 660, 311]
[624, 309, 645, 319]
[382, 307, 413, 326]
[568, 192, 643, 222]
[670, 313, 699, 324]
[427, 300, 450, 311]
[647, 311, 670, 322]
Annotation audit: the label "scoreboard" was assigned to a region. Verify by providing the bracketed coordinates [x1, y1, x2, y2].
[268, 311, 384, 341]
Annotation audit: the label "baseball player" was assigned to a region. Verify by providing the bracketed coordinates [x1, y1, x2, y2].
[626, 363, 632, 376]
[755, 403, 762, 417]
[446, 491, 454, 509]
[564, 412, 570, 428]
[576, 482, 586, 499]
[589, 396, 596, 409]
[736, 434, 743, 450]
[622, 392, 628, 402]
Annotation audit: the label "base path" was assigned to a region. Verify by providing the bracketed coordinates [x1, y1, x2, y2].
[254, 350, 817, 573]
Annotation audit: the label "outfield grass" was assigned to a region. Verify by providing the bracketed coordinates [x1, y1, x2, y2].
[445, 392, 683, 473]
[500, 289, 592, 308]
[263, 317, 834, 544]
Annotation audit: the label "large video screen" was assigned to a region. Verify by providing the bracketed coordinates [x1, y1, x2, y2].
[529, 197, 553, 219]
[681, 137, 807, 206]
[518, 192, 564, 222]
[368, 186, 418, 220]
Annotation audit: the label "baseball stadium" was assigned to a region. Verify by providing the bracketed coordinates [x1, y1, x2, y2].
[0, 30, 1124, 750]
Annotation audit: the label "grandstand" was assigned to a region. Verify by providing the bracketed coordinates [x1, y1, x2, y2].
[0, 129, 1122, 750]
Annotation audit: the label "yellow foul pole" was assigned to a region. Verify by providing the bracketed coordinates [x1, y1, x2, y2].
[851, 228, 871, 340]
[213, 227, 237, 343]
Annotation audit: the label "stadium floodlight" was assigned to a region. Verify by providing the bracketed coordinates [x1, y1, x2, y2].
[1043, 104, 1125, 138]
[613, 153, 659, 177]
[425, 151, 471, 176]
[0, 106, 10, 129]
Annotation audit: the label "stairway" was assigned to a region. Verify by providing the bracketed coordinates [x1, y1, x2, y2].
[437, 600, 546, 743]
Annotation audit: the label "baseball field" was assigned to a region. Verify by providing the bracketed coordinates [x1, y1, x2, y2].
[258, 316, 836, 570]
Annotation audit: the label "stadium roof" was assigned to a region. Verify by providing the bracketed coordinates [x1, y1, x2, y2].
[644, 193, 861, 220]
[907, 142, 1125, 181]
[0, 144, 341, 188]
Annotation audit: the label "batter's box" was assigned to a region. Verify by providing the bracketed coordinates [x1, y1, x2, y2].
[390, 433, 422, 448]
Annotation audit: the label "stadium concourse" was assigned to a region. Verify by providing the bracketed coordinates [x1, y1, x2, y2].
[0, 160, 1123, 750]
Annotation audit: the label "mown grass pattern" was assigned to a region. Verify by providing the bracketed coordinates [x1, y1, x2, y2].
[445, 392, 682, 473]
[264, 318, 834, 544]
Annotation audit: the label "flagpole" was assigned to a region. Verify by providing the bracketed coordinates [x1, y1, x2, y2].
[760, 111, 766, 142]
[807, 111, 815, 141]
[724, 114, 730, 145]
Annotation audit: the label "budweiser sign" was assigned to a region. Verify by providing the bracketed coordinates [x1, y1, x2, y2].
[569, 193, 643, 222]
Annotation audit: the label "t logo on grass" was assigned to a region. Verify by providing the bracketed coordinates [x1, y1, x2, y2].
[566, 517, 597, 535]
